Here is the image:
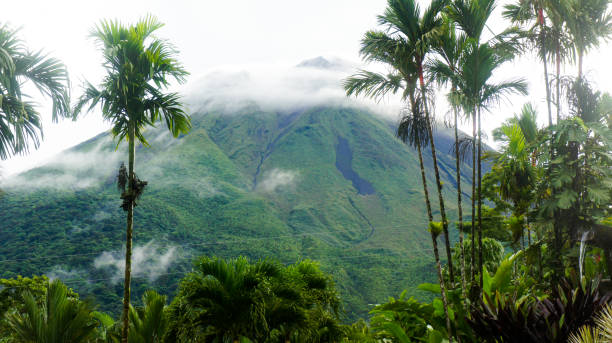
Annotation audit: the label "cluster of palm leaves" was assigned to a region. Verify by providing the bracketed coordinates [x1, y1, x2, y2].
[165, 257, 343, 343]
[0, 277, 174, 343]
[0, 24, 70, 159]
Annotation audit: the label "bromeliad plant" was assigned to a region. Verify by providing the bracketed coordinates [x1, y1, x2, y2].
[469, 274, 610, 342]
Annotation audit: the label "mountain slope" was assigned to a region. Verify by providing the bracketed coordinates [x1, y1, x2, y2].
[0, 59, 476, 318]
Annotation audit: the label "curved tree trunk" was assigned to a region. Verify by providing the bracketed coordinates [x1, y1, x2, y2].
[121, 125, 136, 343]
[454, 102, 467, 299]
[477, 107, 483, 290]
[418, 67, 455, 285]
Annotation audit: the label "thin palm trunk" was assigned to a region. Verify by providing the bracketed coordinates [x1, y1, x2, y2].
[556, 43, 561, 123]
[543, 52, 553, 127]
[578, 50, 583, 78]
[411, 91, 452, 343]
[431, 231, 454, 343]
[121, 125, 136, 343]
[418, 65, 455, 285]
[527, 222, 532, 245]
[453, 98, 467, 298]
[477, 107, 483, 290]
[470, 108, 476, 284]
[539, 9, 553, 127]
[417, 143, 434, 221]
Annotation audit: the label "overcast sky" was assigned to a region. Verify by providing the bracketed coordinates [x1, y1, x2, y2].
[1, 0, 611, 176]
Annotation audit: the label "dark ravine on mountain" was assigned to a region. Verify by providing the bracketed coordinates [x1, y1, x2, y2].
[0, 65, 475, 319]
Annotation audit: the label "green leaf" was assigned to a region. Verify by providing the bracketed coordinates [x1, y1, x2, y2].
[418, 283, 441, 294]
[482, 265, 492, 295]
[556, 189, 578, 209]
[491, 251, 522, 293]
[428, 328, 445, 343]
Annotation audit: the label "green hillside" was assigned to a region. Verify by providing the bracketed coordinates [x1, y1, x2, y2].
[0, 103, 473, 319]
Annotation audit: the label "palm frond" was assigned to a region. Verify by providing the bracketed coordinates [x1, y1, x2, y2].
[75, 15, 190, 146]
[343, 70, 404, 102]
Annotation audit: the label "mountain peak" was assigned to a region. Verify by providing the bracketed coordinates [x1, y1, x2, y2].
[296, 56, 351, 71]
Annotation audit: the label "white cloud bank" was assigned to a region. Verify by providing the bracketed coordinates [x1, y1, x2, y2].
[1, 137, 122, 190]
[93, 240, 178, 284]
[184, 57, 401, 117]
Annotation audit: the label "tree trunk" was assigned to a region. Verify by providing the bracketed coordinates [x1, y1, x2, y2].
[556, 43, 561, 123]
[578, 50, 583, 79]
[471, 108, 476, 284]
[410, 88, 452, 343]
[477, 107, 483, 290]
[417, 143, 433, 222]
[411, 90, 433, 223]
[454, 100, 467, 299]
[418, 66, 455, 285]
[121, 125, 136, 343]
[540, 17, 553, 127]
[432, 232, 454, 343]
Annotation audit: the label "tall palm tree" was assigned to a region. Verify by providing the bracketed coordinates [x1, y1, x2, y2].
[565, 0, 612, 78]
[429, 16, 470, 297]
[448, 0, 527, 289]
[377, 0, 457, 288]
[344, 25, 454, 343]
[503, 0, 556, 126]
[5, 279, 98, 343]
[0, 23, 70, 159]
[73, 16, 190, 343]
[453, 41, 528, 288]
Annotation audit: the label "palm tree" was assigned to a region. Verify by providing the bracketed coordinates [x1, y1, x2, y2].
[448, 0, 527, 289]
[128, 291, 168, 343]
[448, 0, 497, 288]
[504, 0, 575, 125]
[429, 16, 469, 296]
[377, 0, 457, 288]
[73, 16, 190, 343]
[453, 41, 528, 289]
[167, 257, 280, 343]
[489, 105, 539, 246]
[0, 23, 70, 159]
[343, 19, 454, 343]
[5, 279, 98, 343]
[565, 0, 612, 78]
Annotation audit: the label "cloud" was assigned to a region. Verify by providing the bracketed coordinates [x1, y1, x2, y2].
[184, 56, 401, 117]
[46, 266, 85, 283]
[93, 240, 178, 284]
[93, 211, 112, 222]
[257, 168, 299, 192]
[1, 137, 122, 190]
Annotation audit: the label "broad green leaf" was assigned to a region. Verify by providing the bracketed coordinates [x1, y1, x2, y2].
[418, 283, 441, 294]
